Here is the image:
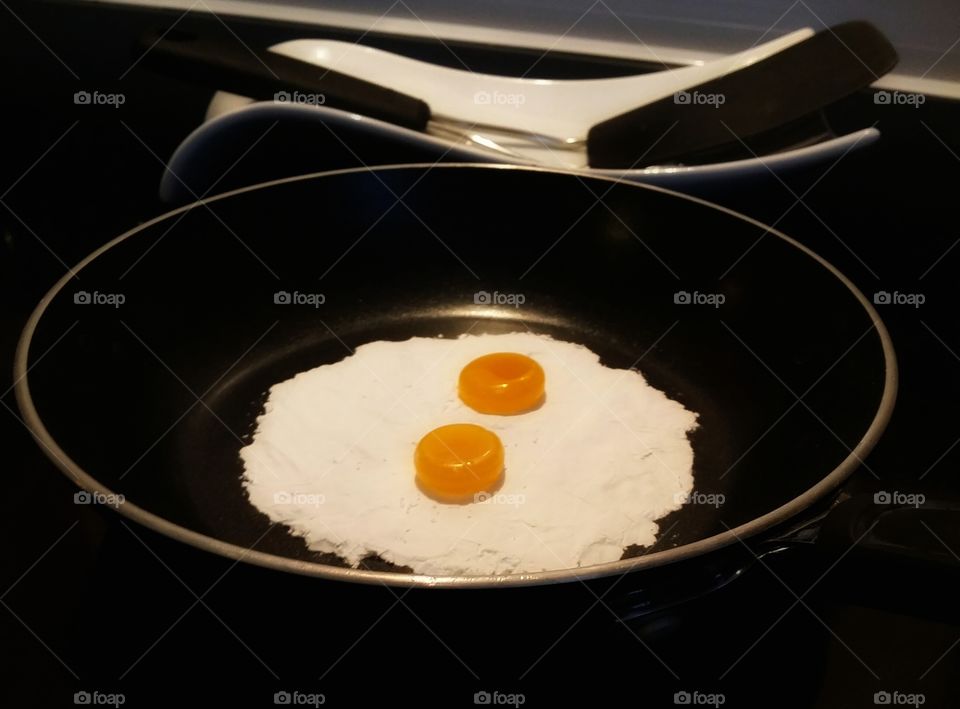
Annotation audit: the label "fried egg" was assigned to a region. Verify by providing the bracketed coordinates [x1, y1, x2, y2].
[240, 332, 698, 576]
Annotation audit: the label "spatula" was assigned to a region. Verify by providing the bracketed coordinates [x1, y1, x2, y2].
[139, 22, 896, 168]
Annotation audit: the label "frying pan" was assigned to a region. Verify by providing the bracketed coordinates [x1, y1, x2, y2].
[14, 164, 896, 589]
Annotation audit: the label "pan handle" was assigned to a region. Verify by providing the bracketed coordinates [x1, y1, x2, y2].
[617, 494, 959, 621]
[783, 492, 960, 619]
[814, 492, 960, 573]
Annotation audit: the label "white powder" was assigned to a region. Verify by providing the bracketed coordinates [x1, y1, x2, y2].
[240, 332, 698, 576]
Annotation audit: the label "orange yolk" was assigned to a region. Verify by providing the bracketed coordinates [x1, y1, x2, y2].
[414, 423, 504, 503]
[458, 352, 545, 415]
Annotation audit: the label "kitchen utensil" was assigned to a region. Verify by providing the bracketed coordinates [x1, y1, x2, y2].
[142, 23, 895, 168]
[17, 164, 901, 590]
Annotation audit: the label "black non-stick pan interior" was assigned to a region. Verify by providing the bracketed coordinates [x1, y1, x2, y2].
[17, 165, 892, 581]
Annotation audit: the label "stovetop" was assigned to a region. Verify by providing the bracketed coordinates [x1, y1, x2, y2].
[2, 2, 960, 707]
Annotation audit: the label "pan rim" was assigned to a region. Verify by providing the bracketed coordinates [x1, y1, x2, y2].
[13, 162, 898, 588]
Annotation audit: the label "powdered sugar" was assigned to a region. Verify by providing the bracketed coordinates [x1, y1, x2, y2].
[240, 332, 698, 576]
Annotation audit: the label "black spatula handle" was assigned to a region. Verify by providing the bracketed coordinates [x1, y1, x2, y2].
[587, 21, 898, 168]
[138, 30, 431, 132]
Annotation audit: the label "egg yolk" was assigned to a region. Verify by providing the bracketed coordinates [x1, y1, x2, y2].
[458, 352, 545, 415]
[414, 423, 504, 503]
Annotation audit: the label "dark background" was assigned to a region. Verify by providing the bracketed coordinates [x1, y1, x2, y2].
[1, 1, 959, 706]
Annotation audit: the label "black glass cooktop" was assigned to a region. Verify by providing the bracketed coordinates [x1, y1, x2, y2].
[2, 2, 959, 707]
